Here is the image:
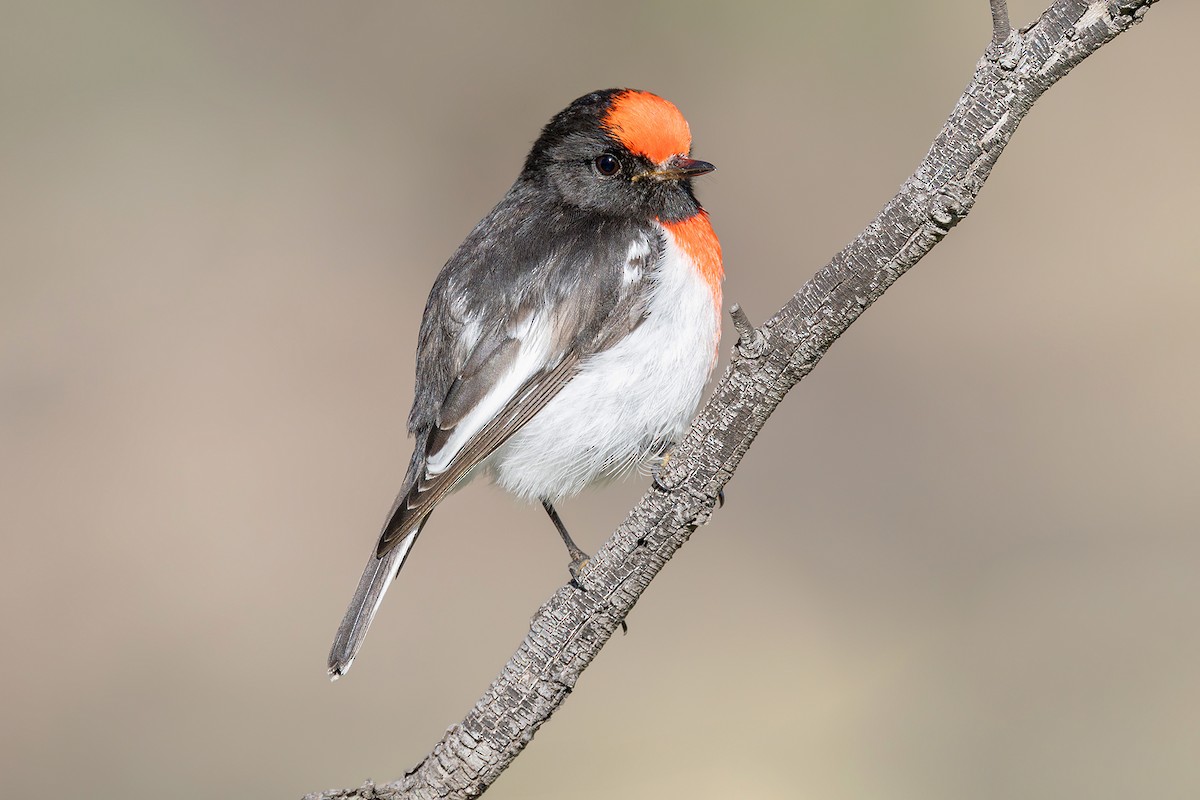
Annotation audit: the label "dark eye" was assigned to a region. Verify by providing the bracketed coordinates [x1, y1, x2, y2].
[594, 153, 621, 176]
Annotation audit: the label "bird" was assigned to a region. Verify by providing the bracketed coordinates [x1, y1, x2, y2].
[328, 88, 723, 679]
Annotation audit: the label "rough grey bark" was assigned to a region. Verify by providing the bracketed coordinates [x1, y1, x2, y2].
[306, 1, 1164, 797]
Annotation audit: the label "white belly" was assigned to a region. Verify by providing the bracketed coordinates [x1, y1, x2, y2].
[487, 227, 720, 501]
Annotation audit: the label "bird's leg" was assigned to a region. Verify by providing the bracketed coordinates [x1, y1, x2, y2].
[542, 500, 629, 634]
[542, 500, 591, 582]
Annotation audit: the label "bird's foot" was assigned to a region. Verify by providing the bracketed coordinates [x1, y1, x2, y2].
[567, 550, 591, 585]
[651, 449, 677, 492]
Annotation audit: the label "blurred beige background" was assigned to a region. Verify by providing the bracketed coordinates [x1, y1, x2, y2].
[2, 1, 1198, 798]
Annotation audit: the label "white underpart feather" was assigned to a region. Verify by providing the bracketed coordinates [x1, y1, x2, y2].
[622, 237, 650, 285]
[489, 223, 719, 500]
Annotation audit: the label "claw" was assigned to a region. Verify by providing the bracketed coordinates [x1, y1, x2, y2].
[651, 449, 677, 492]
[568, 555, 591, 584]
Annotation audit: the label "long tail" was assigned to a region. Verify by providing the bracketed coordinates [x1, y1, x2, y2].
[327, 522, 424, 679]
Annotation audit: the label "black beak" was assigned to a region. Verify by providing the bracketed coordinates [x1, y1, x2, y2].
[636, 155, 716, 183]
[668, 156, 715, 178]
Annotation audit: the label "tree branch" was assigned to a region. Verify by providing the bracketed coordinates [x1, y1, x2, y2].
[306, 1, 1164, 797]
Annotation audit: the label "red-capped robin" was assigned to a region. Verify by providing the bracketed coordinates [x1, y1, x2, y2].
[329, 88, 722, 678]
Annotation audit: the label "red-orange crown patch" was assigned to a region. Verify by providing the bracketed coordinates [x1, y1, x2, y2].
[602, 90, 692, 164]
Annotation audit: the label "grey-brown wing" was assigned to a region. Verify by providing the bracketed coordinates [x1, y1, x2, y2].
[375, 231, 658, 555]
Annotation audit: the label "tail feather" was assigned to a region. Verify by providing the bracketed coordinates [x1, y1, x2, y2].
[327, 523, 423, 680]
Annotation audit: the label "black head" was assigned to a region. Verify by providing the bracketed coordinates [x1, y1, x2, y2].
[519, 88, 714, 223]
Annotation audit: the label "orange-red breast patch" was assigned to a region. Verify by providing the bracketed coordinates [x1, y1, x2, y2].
[662, 210, 723, 313]
[602, 90, 692, 164]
